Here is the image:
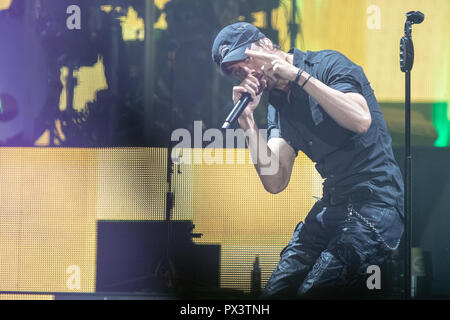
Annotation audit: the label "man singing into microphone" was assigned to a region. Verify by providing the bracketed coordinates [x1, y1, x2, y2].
[211, 23, 404, 298]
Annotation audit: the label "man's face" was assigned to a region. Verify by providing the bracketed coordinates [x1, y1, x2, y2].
[223, 43, 279, 92]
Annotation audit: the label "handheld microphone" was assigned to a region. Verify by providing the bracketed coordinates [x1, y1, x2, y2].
[221, 93, 252, 130]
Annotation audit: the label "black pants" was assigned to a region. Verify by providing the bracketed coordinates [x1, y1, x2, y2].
[261, 198, 404, 299]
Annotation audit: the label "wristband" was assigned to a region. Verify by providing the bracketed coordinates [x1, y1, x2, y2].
[293, 68, 304, 85]
[301, 74, 313, 89]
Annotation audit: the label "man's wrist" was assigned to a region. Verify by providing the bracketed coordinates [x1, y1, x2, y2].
[299, 73, 313, 88]
[291, 70, 311, 88]
[289, 67, 301, 83]
[238, 112, 256, 131]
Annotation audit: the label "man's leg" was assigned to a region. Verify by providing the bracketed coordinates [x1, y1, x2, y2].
[261, 202, 329, 299]
[296, 202, 403, 299]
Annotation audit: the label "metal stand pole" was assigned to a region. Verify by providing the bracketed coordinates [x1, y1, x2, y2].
[290, 0, 297, 49]
[399, 10, 424, 299]
[404, 69, 412, 299]
[23, 0, 37, 145]
[144, 0, 156, 143]
[154, 40, 178, 292]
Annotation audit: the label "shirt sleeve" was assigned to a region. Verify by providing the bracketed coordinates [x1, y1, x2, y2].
[321, 51, 367, 95]
[267, 104, 298, 157]
[267, 104, 281, 140]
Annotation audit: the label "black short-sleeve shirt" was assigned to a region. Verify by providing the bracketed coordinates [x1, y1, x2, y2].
[267, 49, 404, 212]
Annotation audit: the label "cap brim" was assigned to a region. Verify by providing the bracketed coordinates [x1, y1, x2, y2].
[220, 43, 251, 71]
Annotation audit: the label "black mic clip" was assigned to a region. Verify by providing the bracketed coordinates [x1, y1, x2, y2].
[400, 11, 424, 72]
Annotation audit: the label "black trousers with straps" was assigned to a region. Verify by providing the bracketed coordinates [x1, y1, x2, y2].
[261, 196, 404, 299]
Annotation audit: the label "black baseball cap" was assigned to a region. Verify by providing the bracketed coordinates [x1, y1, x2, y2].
[211, 22, 266, 74]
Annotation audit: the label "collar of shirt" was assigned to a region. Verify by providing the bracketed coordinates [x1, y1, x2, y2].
[288, 48, 323, 67]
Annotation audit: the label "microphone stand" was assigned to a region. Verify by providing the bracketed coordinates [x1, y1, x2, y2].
[154, 41, 178, 292]
[399, 11, 424, 299]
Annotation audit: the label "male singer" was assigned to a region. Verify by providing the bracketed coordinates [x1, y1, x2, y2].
[211, 22, 404, 298]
